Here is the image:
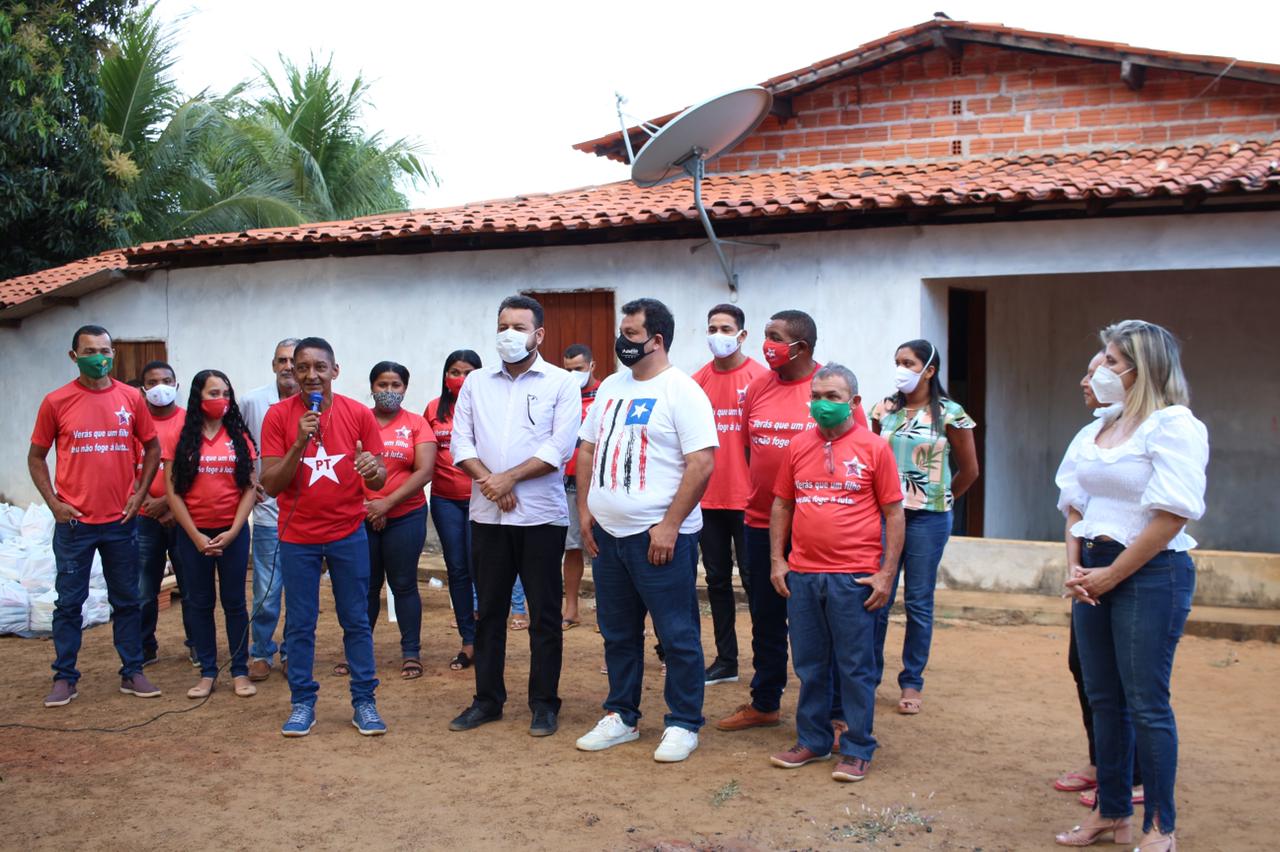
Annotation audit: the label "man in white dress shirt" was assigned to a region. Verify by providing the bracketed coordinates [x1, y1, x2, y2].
[448, 295, 580, 737]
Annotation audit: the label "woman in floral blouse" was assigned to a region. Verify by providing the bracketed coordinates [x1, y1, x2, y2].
[869, 339, 979, 715]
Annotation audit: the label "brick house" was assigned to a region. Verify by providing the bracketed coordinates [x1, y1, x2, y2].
[2, 19, 1278, 576]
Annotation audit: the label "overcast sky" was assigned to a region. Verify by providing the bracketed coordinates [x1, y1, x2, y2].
[153, 0, 1277, 211]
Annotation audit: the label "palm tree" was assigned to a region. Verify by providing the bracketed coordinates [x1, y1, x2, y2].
[98, 5, 433, 243]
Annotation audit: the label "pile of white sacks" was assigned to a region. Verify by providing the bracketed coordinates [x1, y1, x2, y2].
[0, 503, 111, 637]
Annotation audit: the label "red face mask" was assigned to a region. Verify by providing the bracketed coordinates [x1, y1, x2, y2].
[201, 398, 230, 419]
[445, 375, 466, 395]
[762, 339, 798, 368]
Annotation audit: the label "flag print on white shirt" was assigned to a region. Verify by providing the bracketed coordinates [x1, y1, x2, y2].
[580, 367, 718, 538]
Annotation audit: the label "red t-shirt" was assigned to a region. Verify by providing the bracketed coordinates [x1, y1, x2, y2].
[363, 409, 436, 518]
[166, 425, 257, 529]
[740, 365, 869, 528]
[136, 407, 186, 517]
[261, 393, 383, 544]
[692, 357, 769, 510]
[31, 379, 157, 524]
[774, 423, 902, 573]
[564, 381, 599, 479]
[424, 397, 472, 502]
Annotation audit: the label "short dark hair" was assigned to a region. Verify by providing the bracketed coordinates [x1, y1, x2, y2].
[564, 343, 593, 361]
[622, 298, 675, 351]
[369, 361, 409, 386]
[71, 324, 111, 351]
[707, 303, 745, 331]
[294, 336, 335, 362]
[499, 295, 544, 328]
[771, 309, 817, 352]
[141, 360, 175, 380]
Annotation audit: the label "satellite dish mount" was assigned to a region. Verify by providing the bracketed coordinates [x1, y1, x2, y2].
[618, 87, 778, 299]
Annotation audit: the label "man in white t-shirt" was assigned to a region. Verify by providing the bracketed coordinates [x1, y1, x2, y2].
[573, 298, 718, 763]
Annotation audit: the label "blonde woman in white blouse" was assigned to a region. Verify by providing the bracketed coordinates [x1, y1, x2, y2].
[1053, 320, 1208, 852]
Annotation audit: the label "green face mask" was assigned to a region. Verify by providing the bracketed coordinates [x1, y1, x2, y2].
[809, 399, 851, 429]
[76, 353, 113, 379]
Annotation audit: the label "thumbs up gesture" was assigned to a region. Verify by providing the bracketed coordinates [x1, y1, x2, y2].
[353, 439, 380, 481]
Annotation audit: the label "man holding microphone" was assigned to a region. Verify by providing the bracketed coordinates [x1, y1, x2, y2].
[260, 337, 387, 738]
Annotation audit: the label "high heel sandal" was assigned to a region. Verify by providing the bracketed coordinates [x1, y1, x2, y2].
[1134, 829, 1175, 851]
[1054, 815, 1132, 847]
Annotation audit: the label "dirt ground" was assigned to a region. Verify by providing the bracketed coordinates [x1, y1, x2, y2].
[0, 578, 1275, 852]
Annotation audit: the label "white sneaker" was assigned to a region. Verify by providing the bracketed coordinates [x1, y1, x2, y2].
[575, 712, 640, 751]
[653, 726, 699, 762]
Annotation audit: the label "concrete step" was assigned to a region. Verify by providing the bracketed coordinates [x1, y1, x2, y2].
[416, 552, 1280, 643]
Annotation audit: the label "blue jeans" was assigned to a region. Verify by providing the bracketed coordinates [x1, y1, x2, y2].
[280, 526, 379, 708]
[174, 525, 251, 678]
[510, 576, 527, 616]
[873, 509, 951, 691]
[593, 525, 705, 731]
[431, 496, 475, 646]
[788, 572, 880, 761]
[137, 515, 192, 655]
[1074, 539, 1194, 834]
[366, 506, 426, 658]
[50, 519, 143, 683]
[249, 523, 286, 662]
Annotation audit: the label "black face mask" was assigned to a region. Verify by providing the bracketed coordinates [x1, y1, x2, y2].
[615, 333, 653, 368]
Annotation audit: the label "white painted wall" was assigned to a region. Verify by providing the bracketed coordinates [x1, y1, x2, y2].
[976, 268, 1280, 553]
[3, 210, 1279, 552]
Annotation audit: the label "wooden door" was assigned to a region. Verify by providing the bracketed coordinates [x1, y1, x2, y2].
[111, 340, 168, 386]
[523, 289, 617, 373]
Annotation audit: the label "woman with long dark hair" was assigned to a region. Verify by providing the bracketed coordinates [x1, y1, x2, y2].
[165, 370, 259, 699]
[425, 350, 483, 670]
[869, 339, 979, 715]
[360, 361, 436, 679]
[1054, 320, 1207, 851]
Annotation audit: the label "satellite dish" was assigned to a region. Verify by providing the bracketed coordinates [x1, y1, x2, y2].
[615, 87, 777, 299]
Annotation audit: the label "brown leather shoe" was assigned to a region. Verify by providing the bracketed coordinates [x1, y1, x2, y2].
[715, 703, 780, 731]
[248, 659, 271, 682]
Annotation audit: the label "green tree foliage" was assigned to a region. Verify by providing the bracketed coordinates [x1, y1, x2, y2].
[0, 0, 136, 280]
[97, 6, 433, 244]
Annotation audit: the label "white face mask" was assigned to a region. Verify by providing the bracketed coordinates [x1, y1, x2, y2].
[145, 384, 178, 407]
[893, 344, 936, 394]
[574, 369, 592, 389]
[707, 332, 742, 359]
[1089, 365, 1133, 405]
[496, 328, 533, 364]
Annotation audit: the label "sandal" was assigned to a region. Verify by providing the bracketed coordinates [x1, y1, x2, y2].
[1134, 829, 1176, 851]
[233, 676, 257, 697]
[401, 659, 424, 680]
[1054, 815, 1132, 847]
[561, 618, 580, 631]
[897, 696, 923, 715]
[510, 615, 529, 631]
[187, 677, 216, 699]
[1078, 786, 1143, 808]
[449, 651, 472, 671]
[333, 662, 350, 677]
[1055, 770, 1099, 793]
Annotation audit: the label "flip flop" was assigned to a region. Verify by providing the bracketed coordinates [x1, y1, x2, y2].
[449, 651, 472, 671]
[561, 618, 580, 631]
[897, 696, 923, 715]
[510, 616, 529, 631]
[401, 659, 424, 680]
[1054, 771, 1098, 792]
[333, 662, 351, 677]
[1078, 786, 1143, 807]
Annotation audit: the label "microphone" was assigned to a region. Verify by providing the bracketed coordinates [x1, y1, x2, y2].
[308, 392, 323, 443]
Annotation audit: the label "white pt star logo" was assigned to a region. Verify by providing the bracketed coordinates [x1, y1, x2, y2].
[633, 402, 649, 417]
[115, 406, 133, 426]
[843, 456, 868, 478]
[225, 440, 236, 454]
[302, 445, 345, 485]
[395, 426, 412, 441]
